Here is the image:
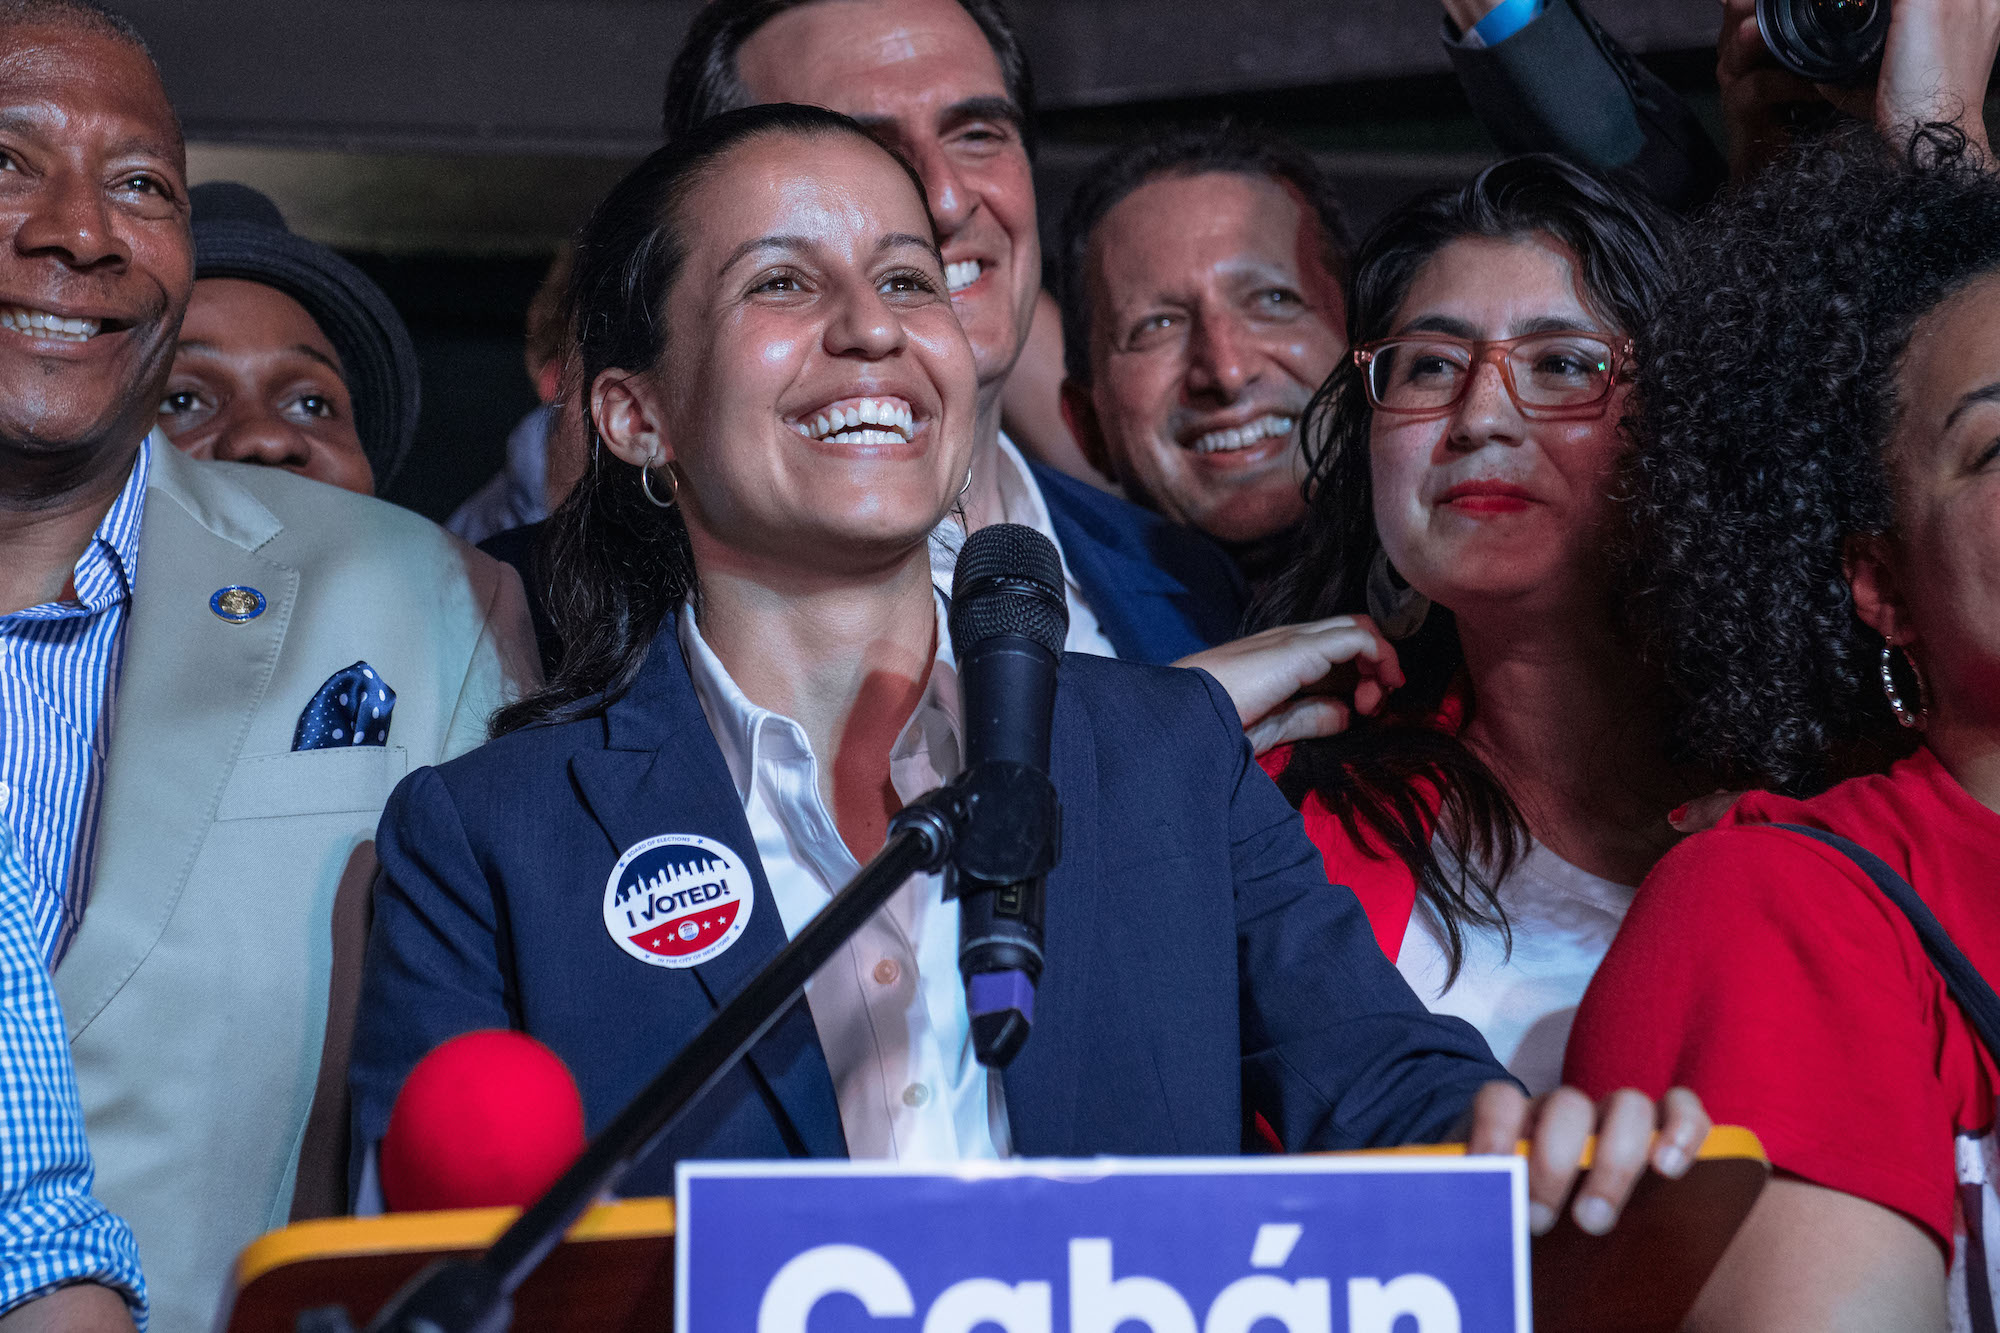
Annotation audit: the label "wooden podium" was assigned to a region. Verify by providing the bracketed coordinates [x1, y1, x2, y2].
[221, 1127, 1767, 1333]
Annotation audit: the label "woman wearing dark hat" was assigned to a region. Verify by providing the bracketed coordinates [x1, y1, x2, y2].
[156, 181, 421, 495]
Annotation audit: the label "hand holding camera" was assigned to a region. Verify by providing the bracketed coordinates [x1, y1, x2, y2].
[1440, 0, 1502, 29]
[1721, 0, 1998, 175]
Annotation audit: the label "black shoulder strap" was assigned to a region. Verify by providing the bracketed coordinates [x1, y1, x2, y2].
[1776, 823, 2000, 1058]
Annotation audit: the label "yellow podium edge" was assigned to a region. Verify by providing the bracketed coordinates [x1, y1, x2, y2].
[234, 1197, 676, 1290]
[234, 1128, 1763, 1291]
[1367, 1124, 1767, 1169]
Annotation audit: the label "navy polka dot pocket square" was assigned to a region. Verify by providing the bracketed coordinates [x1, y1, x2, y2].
[293, 662, 396, 751]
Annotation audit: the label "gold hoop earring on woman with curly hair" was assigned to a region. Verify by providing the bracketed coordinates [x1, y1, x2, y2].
[1881, 639, 1928, 730]
[640, 456, 679, 509]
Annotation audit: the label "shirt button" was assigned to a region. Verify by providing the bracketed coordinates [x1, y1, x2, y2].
[902, 1083, 931, 1108]
[872, 959, 901, 986]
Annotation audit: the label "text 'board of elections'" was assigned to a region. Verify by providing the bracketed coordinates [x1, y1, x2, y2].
[676, 1155, 1529, 1332]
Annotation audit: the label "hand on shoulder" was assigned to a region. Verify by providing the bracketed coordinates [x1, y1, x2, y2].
[1175, 616, 1405, 755]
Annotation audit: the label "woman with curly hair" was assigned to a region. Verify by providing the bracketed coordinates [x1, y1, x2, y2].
[1566, 128, 2000, 1330]
[1246, 155, 1713, 1110]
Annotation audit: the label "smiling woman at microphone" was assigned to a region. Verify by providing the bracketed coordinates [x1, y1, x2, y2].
[346, 102, 1701, 1229]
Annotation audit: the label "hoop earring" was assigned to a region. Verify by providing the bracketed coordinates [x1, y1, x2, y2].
[640, 458, 679, 510]
[1365, 548, 1431, 640]
[954, 465, 974, 511]
[1880, 640, 1928, 730]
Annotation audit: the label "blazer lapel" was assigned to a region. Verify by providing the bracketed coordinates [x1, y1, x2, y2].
[568, 620, 845, 1158]
[999, 677, 1100, 1155]
[57, 444, 296, 1034]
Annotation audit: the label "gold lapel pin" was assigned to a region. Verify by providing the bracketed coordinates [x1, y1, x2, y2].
[210, 586, 266, 623]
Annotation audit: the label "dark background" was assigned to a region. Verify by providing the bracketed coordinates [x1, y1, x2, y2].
[114, 0, 1727, 521]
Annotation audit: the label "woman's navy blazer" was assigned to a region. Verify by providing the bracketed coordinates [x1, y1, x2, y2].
[348, 614, 1505, 1195]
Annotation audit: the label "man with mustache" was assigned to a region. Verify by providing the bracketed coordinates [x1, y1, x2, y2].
[0, 4, 538, 1328]
[662, 0, 1248, 665]
[1057, 126, 1352, 591]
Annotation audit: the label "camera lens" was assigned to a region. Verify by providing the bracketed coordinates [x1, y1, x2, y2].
[1756, 0, 1891, 84]
[1809, 0, 1875, 36]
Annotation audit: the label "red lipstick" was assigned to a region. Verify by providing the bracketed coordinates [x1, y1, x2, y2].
[1438, 480, 1534, 514]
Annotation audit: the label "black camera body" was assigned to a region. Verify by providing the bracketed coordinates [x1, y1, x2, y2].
[1756, 0, 1890, 84]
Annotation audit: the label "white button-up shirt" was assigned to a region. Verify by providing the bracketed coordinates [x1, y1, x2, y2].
[678, 598, 1012, 1161]
[929, 433, 1120, 659]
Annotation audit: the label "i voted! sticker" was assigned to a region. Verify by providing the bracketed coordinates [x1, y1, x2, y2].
[603, 833, 754, 969]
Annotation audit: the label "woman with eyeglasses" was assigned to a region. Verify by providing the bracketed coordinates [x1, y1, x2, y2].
[1249, 155, 1713, 1104]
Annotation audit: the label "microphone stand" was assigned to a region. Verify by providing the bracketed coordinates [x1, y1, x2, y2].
[302, 760, 1058, 1333]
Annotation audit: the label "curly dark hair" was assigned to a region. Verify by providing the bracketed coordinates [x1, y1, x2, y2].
[1252, 155, 1678, 980]
[1624, 125, 2000, 794]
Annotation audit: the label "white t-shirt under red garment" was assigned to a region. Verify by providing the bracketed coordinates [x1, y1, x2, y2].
[1258, 735, 1636, 1099]
[1395, 837, 1635, 1097]
[1567, 747, 2000, 1333]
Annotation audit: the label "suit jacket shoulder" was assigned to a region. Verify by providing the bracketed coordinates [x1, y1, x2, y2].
[59, 446, 541, 1333]
[190, 455, 517, 615]
[1030, 462, 1247, 664]
[146, 450, 542, 756]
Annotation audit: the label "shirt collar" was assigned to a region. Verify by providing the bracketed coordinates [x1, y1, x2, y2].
[990, 431, 1056, 542]
[6, 431, 150, 621]
[927, 431, 1080, 599]
[677, 594, 962, 807]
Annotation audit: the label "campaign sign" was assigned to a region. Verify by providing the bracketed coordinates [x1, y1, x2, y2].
[676, 1156, 1528, 1332]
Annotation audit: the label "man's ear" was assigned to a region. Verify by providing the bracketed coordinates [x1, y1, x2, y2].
[591, 367, 670, 470]
[1060, 379, 1115, 480]
[1843, 531, 1915, 646]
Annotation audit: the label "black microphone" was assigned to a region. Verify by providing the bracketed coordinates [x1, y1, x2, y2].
[948, 523, 1067, 1068]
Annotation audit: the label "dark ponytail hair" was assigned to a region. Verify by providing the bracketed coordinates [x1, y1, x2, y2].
[1249, 155, 1677, 980]
[494, 103, 930, 735]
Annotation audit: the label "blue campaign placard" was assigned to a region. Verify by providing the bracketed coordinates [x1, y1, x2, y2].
[676, 1155, 1527, 1332]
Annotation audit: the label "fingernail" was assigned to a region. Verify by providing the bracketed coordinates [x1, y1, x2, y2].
[1528, 1202, 1556, 1236]
[1573, 1196, 1617, 1236]
[1656, 1144, 1690, 1178]
[1667, 803, 1689, 825]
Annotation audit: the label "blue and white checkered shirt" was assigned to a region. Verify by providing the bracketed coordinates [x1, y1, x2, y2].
[0, 436, 148, 967]
[0, 815, 146, 1325]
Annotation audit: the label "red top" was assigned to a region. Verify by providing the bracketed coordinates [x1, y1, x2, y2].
[1259, 693, 1466, 960]
[1563, 747, 2000, 1248]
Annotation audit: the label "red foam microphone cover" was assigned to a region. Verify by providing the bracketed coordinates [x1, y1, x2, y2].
[379, 1029, 587, 1212]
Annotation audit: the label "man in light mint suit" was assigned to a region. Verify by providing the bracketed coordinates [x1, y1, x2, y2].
[0, 6, 539, 1331]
